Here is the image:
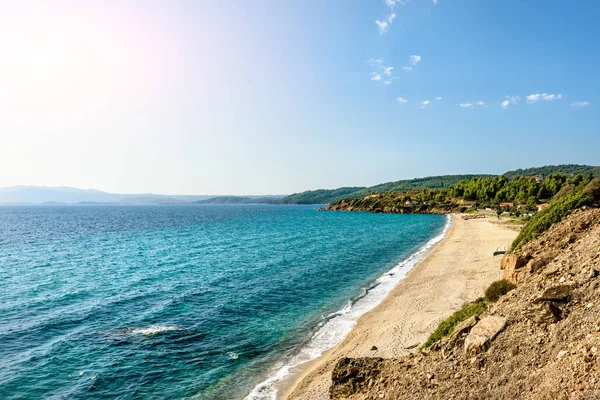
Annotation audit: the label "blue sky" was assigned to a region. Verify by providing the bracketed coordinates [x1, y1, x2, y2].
[0, 0, 598, 195]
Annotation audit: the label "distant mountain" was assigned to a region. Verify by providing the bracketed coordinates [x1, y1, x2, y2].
[278, 166, 600, 205]
[278, 175, 492, 205]
[193, 195, 283, 205]
[3, 165, 598, 205]
[279, 187, 366, 205]
[0, 186, 213, 205]
[502, 164, 600, 180]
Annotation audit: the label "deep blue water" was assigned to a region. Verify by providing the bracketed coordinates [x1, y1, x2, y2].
[0, 205, 446, 399]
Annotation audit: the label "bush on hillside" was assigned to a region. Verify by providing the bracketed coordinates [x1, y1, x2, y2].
[585, 178, 600, 201]
[421, 299, 487, 349]
[485, 279, 517, 302]
[511, 186, 591, 250]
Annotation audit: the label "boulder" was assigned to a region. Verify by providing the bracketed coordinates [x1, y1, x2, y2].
[501, 253, 532, 283]
[537, 285, 573, 303]
[464, 316, 507, 354]
[448, 315, 479, 346]
[523, 301, 562, 324]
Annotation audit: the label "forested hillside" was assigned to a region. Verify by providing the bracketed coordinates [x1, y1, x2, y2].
[279, 165, 599, 205]
[503, 164, 600, 180]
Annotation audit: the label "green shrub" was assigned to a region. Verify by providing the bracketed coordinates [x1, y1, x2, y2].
[421, 299, 486, 349]
[511, 186, 591, 250]
[485, 279, 517, 302]
[585, 178, 600, 201]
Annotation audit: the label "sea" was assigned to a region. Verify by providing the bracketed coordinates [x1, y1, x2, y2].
[0, 204, 449, 399]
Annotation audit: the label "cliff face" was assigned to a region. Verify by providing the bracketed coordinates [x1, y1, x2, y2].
[329, 208, 600, 399]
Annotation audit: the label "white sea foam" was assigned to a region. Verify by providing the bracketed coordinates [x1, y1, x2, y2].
[247, 215, 453, 400]
[126, 325, 183, 336]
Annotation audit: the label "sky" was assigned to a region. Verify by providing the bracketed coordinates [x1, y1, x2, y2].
[0, 0, 598, 195]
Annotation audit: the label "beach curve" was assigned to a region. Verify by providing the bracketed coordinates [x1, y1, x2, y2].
[283, 214, 518, 399]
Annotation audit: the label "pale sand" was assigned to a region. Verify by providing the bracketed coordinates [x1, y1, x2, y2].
[284, 215, 518, 399]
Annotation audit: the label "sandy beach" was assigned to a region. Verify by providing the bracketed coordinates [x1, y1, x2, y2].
[284, 215, 518, 399]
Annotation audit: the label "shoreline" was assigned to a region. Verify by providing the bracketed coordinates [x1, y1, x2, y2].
[247, 215, 452, 400]
[284, 214, 518, 399]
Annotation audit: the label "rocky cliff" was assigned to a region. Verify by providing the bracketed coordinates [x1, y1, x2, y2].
[329, 207, 600, 399]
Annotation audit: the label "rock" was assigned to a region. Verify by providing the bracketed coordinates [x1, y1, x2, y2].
[371, 346, 378, 351]
[501, 253, 532, 283]
[543, 265, 560, 277]
[330, 357, 385, 399]
[523, 302, 562, 324]
[447, 315, 479, 347]
[537, 285, 573, 303]
[589, 268, 599, 280]
[464, 316, 507, 354]
[557, 350, 569, 359]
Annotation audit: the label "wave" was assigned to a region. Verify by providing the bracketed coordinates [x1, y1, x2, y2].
[247, 215, 453, 400]
[124, 325, 184, 336]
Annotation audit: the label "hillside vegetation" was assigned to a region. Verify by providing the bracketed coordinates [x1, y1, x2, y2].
[280, 164, 599, 205]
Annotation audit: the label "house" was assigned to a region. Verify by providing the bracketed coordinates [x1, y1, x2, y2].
[537, 203, 549, 211]
[529, 174, 544, 183]
[500, 202, 514, 208]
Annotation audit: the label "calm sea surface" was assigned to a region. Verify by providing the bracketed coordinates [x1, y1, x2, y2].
[0, 205, 446, 399]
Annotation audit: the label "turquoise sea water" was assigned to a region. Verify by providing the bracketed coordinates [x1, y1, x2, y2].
[0, 205, 447, 399]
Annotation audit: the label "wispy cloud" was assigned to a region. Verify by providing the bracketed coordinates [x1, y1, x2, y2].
[368, 58, 397, 85]
[376, 0, 404, 35]
[460, 101, 485, 109]
[432, 0, 439, 5]
[436, 97, 443, 101]
[571, 101, 589, 108]
[501, 95, 520, 109]
[421, 100, 432, 109]
[397, 97, 408, 103]
[402, 66, 412, 72]
[375, 20, 389, 35]
[409, 55, 422, 65]
[526, 93, 563, 103]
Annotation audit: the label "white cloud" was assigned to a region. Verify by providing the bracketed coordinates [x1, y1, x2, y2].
[571, 101, 589, 108]
[402, 66, 412, 72]
[368, 58, 397, 85]
[436, 97, 443, 101]
[421, 100, 432, 109]
[432, 0, 439, 4]
[526, 93, 563, 103]
[476, 101, 485, 106]
[375, 20, 389, 34]
[501, 95, 520, 109]
[460, 103, 474, 108]
[397, 97, 408, 103]
[409, 55, 422, 65]
[376, 0, 404, 35]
